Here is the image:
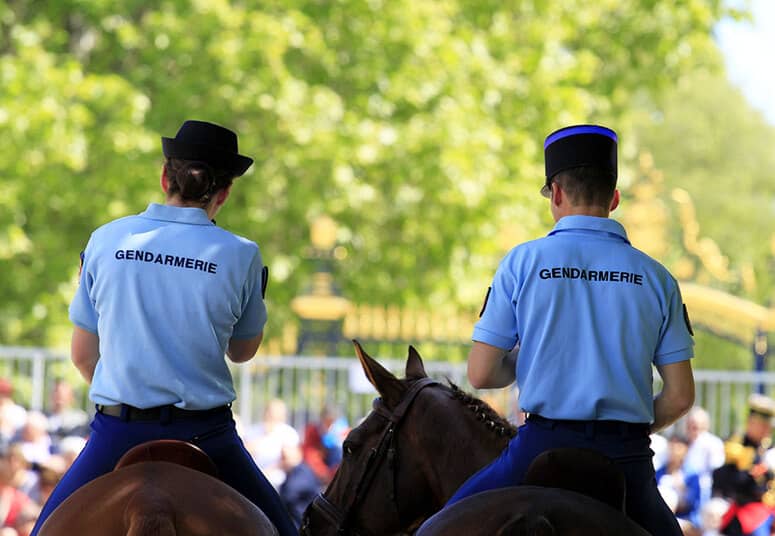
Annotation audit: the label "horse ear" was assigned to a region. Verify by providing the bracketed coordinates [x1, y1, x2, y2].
[352, 340, 405, 406]
[405, 345, 427, 380]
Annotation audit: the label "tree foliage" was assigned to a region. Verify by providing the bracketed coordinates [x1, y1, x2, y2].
[0, 0, 744, 353]
[635, 69, 775, 305]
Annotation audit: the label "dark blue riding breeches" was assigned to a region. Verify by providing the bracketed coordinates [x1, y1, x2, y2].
[446, 417, 681, 536]
[30, 409, 297, 536]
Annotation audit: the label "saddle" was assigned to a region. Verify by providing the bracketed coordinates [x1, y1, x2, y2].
[523, 447, 627, 512]
[115, 439, 219, 479]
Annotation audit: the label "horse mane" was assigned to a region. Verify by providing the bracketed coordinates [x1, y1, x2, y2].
[446, 381, 517, 438]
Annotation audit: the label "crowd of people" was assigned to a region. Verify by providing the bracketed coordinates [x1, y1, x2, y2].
[5, 377, 775, 535]
[0, 378, 88, 536]
[0, 380, 351, 535]
[652, 395, 775, 535]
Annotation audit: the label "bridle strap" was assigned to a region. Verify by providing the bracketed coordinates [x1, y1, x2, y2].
[308, 377, 438, 535]
[382, 377, 437, 423]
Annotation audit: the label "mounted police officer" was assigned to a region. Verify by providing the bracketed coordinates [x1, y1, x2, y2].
[446, 124, 696, 535]
[32, 120, 297, 535]
[713, 394, 775, 535]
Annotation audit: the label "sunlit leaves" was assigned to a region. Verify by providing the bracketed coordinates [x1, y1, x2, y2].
[0, 0, 736, 351]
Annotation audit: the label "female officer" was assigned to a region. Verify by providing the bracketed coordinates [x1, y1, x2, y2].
[31, 120, 297, 536]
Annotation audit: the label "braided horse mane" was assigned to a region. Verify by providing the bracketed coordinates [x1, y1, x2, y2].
[447, 381, 517, 439]
[350, 339, 517, 440]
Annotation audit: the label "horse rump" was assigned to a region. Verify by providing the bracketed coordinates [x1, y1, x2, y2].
[415, 486, 650, 536]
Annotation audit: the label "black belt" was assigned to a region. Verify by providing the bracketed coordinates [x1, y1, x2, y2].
[527, 414, 650, 437]
[96, 403, 230, 422]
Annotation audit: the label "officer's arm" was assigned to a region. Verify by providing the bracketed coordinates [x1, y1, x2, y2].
[227, 332, 264, 363]
[71, 326, 100, 384]
[652, 360, 695, 433]
[467, 341, 518, 389]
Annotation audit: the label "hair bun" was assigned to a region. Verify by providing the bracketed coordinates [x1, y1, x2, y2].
[177, 161, 215, 200]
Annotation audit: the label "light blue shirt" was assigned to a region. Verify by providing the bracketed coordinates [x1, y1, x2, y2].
[473, 215, 694, 423]
[70, 203, 267, 410]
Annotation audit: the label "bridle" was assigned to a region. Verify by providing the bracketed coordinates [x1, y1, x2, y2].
[302, 377, 437, 536]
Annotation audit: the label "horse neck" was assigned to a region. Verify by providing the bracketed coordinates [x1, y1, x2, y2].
[412, 389, 511, 504]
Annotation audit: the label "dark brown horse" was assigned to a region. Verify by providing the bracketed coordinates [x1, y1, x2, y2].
[415, 486, 649, 536]
[38, 440, 278, 536]
[301, 341, 650, 536]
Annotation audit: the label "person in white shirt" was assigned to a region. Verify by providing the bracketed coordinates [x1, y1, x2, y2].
[683, 406, 725, 476]
[683, 406, 726, 511]
[246, 399, 300, 488]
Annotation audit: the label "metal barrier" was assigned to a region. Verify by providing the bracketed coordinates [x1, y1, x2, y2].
[1, 345, 772, 438]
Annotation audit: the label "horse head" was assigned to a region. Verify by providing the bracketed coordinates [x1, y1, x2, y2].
[301, 340, 514, 536]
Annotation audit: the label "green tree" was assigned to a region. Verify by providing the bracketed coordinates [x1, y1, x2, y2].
[635, 69, 775, 305]
[0, 0, 735, 354]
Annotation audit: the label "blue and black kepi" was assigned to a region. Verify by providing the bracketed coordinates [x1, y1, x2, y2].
[541, 124, 618, 198]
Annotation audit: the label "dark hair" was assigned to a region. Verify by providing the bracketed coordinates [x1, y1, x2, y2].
[164, 158, 235, 205]
[552, 165, 616, 208]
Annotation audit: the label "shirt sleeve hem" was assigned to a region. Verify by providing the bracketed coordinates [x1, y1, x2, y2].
[471, 328, 515, 351]
[654, 348, 694, 366]
[230, 328, 264, 340]
[70, 318, 98, 334]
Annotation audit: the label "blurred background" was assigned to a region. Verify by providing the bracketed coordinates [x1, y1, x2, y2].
[0, 1, 774, 534]
[0, 0, 772, 351]
[1, 0, 774, 413]
[0, 0, 773, 402]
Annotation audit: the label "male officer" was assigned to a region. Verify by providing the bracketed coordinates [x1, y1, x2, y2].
[714, 394, 775, 504]
[446, 124, 696, 535]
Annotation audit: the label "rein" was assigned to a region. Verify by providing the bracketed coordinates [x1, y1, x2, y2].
[303, 377, 437, 536]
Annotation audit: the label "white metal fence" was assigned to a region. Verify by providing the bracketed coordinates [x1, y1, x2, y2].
[1, 345, 772, 438]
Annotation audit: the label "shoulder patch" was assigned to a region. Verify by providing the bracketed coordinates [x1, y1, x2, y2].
[683, 303, 694, 336]
[479, 287, 492, 318]
[78, 250, 85, 278]
[261, 266, 269, 298]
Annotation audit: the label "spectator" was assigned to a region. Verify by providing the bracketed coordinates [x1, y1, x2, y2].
[35, 456, 67, 508]
[0, 381, 26, 449]
[4, 444, 39, 505]
[713, 394, 775, 504]
[683, 406, 726, 510]
[45, 379, 89, 443]
[12, 412, 51, 467]
[652, 431, 669, 470]
[699, 497, 730, 536]
[0, 445, 34, 532]
[656, 433, 702, 529]
[684, 407, 726, 476]
[279, 443, 321, 528]
[712, 394, 775, 535]
[245, 399, 300, 489]
[714, 471, 773, 535]
[54, 436, 86, 470]
[302, 404, 349, 485]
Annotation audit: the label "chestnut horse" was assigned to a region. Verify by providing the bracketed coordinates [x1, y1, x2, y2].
[301, 341, 650, 536]
[38, 440, 278, 536]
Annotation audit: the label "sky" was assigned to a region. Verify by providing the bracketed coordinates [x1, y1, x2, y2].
[716, 0, 775, 125]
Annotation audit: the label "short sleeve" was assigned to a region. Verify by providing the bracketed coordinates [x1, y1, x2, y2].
[654, 280, 695, 365]
[231, 248, 268, 340]
[472, 257, 518, 350]
[69, 238, 99, 333]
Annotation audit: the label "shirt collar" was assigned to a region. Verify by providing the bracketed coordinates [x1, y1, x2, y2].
[548, 215, 630, 244]
[139, 203, 214, 226]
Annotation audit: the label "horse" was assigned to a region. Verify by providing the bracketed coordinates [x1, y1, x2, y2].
[38, 440, 278, 536]
[301, 341, 650, 536]
[415, 447, 650, 535]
